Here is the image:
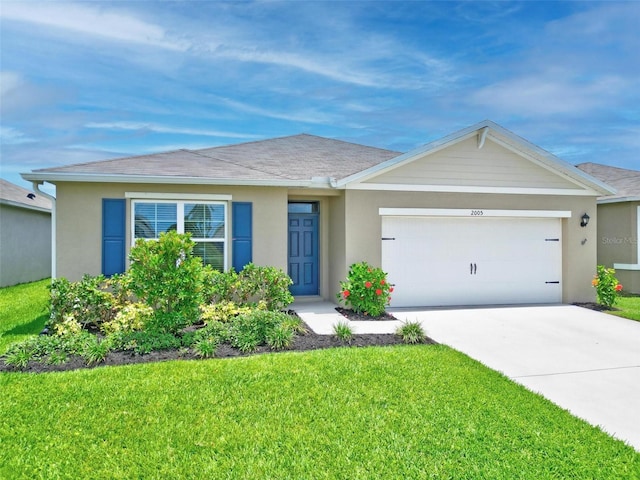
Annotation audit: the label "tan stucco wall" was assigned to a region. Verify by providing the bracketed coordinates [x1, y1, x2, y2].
[597, 201, 640, 294]
[597, 202, 638, 266]
[0, 204, 51, 287]
[55, 182, 288, 281]
[342, 190, 598, 304]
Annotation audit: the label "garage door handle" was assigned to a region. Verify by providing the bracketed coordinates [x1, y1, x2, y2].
[381, 237, 396, 240]
[470, 263, 477, 275]
[545, 281, 560, 284]
[474, 263, 477, 275]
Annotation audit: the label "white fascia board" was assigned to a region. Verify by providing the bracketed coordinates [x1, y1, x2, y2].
[597, 196, 640, 204]
[0, 199, 52, 213]
[346, 183, 599, 196]
[125, 192, 232, 201]
[21, 172, 316, 188]
[379, 208, 572, 218]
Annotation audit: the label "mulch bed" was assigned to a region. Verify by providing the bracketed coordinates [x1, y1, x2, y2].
[0, 309, 435, 374]
[572, 302, 619, 312]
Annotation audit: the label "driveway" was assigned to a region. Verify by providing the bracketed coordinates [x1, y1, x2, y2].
[389, 305, 640, 451]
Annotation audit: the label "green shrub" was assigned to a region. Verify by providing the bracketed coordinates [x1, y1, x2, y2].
[53, 315, 83, 337]
[49, 275, 117, 330]
[333, 321, 353, 344]
[202, 263, 294, 311]
[337, 261, 392, 317]
[3, 342, 35, 368]
[280, 314, 308, 335]
[101, 303, 153, 335]
[200, 301, 253, 324]
[193, 337, 218, 358]
[2, 331, 96, 369]
[81, 336, 112, 365]
[396, 321, 426, 344]
[266, 324, 294, 350]
[228, 310, 294, 353]
[128, 231, 205, 333]
[111, 330, 182, 355]
[236, 263, 294, 311]
[592, 265, 623, 308]
[202, 267, 239, 304]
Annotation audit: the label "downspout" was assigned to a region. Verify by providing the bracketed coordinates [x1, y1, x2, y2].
[32, 182, 56, 280]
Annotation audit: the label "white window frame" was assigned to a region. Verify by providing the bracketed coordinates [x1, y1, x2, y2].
[131, 199, 229, 270]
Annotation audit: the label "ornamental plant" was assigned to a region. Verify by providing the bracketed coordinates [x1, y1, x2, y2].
[128, 231, 205, 333]
[337, 261, 393, 317]
[592, 265, 623, 308]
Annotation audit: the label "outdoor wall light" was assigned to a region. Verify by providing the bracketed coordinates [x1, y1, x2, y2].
[580, 213, 590, 227]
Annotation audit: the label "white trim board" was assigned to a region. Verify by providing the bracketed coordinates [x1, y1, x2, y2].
[126, 192, 232, 201]
[348, 183, 598, 196]
[614, 264, 640, 271]
[379, 208, 572, 218]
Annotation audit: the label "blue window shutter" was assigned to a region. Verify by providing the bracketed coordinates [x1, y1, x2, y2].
[232, 202, 252, 271]
[102, 199, 126, 276]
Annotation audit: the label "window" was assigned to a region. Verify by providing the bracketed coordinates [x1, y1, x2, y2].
[288, 202, 319, 214]
[132, 200, 227, 271]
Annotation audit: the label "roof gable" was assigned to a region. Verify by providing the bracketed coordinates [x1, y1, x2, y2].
[340, 120, 615, 196]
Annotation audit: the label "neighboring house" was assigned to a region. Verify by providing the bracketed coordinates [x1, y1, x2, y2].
[577, 162, 640, 294]
[0, 179, 52, 287]
[22, 120, 614, 307]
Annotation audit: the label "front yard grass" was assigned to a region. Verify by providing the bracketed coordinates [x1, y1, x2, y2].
[0, 279, 49, 354]
[1, 346, 639, 479]
[610, 294, 640, 321]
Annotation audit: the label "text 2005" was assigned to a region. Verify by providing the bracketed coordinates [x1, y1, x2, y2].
[470, 210, 484, 216]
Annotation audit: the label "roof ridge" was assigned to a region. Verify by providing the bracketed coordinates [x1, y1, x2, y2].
[187, 149, 293, 180]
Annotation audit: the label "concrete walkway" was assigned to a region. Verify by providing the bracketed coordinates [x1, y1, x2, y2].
[292, 300, 640, 451]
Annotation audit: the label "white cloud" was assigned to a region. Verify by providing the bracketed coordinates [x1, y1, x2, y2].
[85, 121, 261, 139]
[214, 97, 341, 125]
[0, 72, 23, 98]
[0, 2, 189, 51]
[471, 70, 630, 116]
[0, 126, 35, 145]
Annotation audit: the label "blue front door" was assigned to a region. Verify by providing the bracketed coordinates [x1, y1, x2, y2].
[288, 209, 319, 296]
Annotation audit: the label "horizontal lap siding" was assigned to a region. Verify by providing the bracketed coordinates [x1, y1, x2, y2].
[364, 137, 582, 189]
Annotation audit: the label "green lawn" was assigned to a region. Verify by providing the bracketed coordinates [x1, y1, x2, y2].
[2, 347, 639, 479]
[1, 280, 639, 478]
[610, 295, 640, 321]
[0, 279, 50, 354]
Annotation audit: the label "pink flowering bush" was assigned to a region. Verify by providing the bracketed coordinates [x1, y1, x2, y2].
[337, 261, 393, 317]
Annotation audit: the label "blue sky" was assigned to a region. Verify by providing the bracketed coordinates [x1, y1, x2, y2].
[1, 1, 638, 191]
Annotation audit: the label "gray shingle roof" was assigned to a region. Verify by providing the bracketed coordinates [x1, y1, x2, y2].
[32, 134, 401, 182]
[576, 162, 640, 200]
[0, 179, 52, 211]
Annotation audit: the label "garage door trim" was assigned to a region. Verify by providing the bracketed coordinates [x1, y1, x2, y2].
[379, 208, 571, 218]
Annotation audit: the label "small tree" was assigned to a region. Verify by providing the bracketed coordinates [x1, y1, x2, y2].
[592, 265, 623, 308]
[128, 231, 205, 333]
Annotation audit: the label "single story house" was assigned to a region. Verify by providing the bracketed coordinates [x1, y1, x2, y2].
[577, 162, 640, 294]
[0, 179, 52, 287]
[22, 120, 614, 307]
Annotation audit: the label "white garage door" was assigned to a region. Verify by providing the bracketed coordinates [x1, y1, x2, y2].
[381, 215, 562, 307]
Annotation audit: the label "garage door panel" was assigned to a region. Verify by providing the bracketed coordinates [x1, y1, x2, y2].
[382, 216, 562, 307]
